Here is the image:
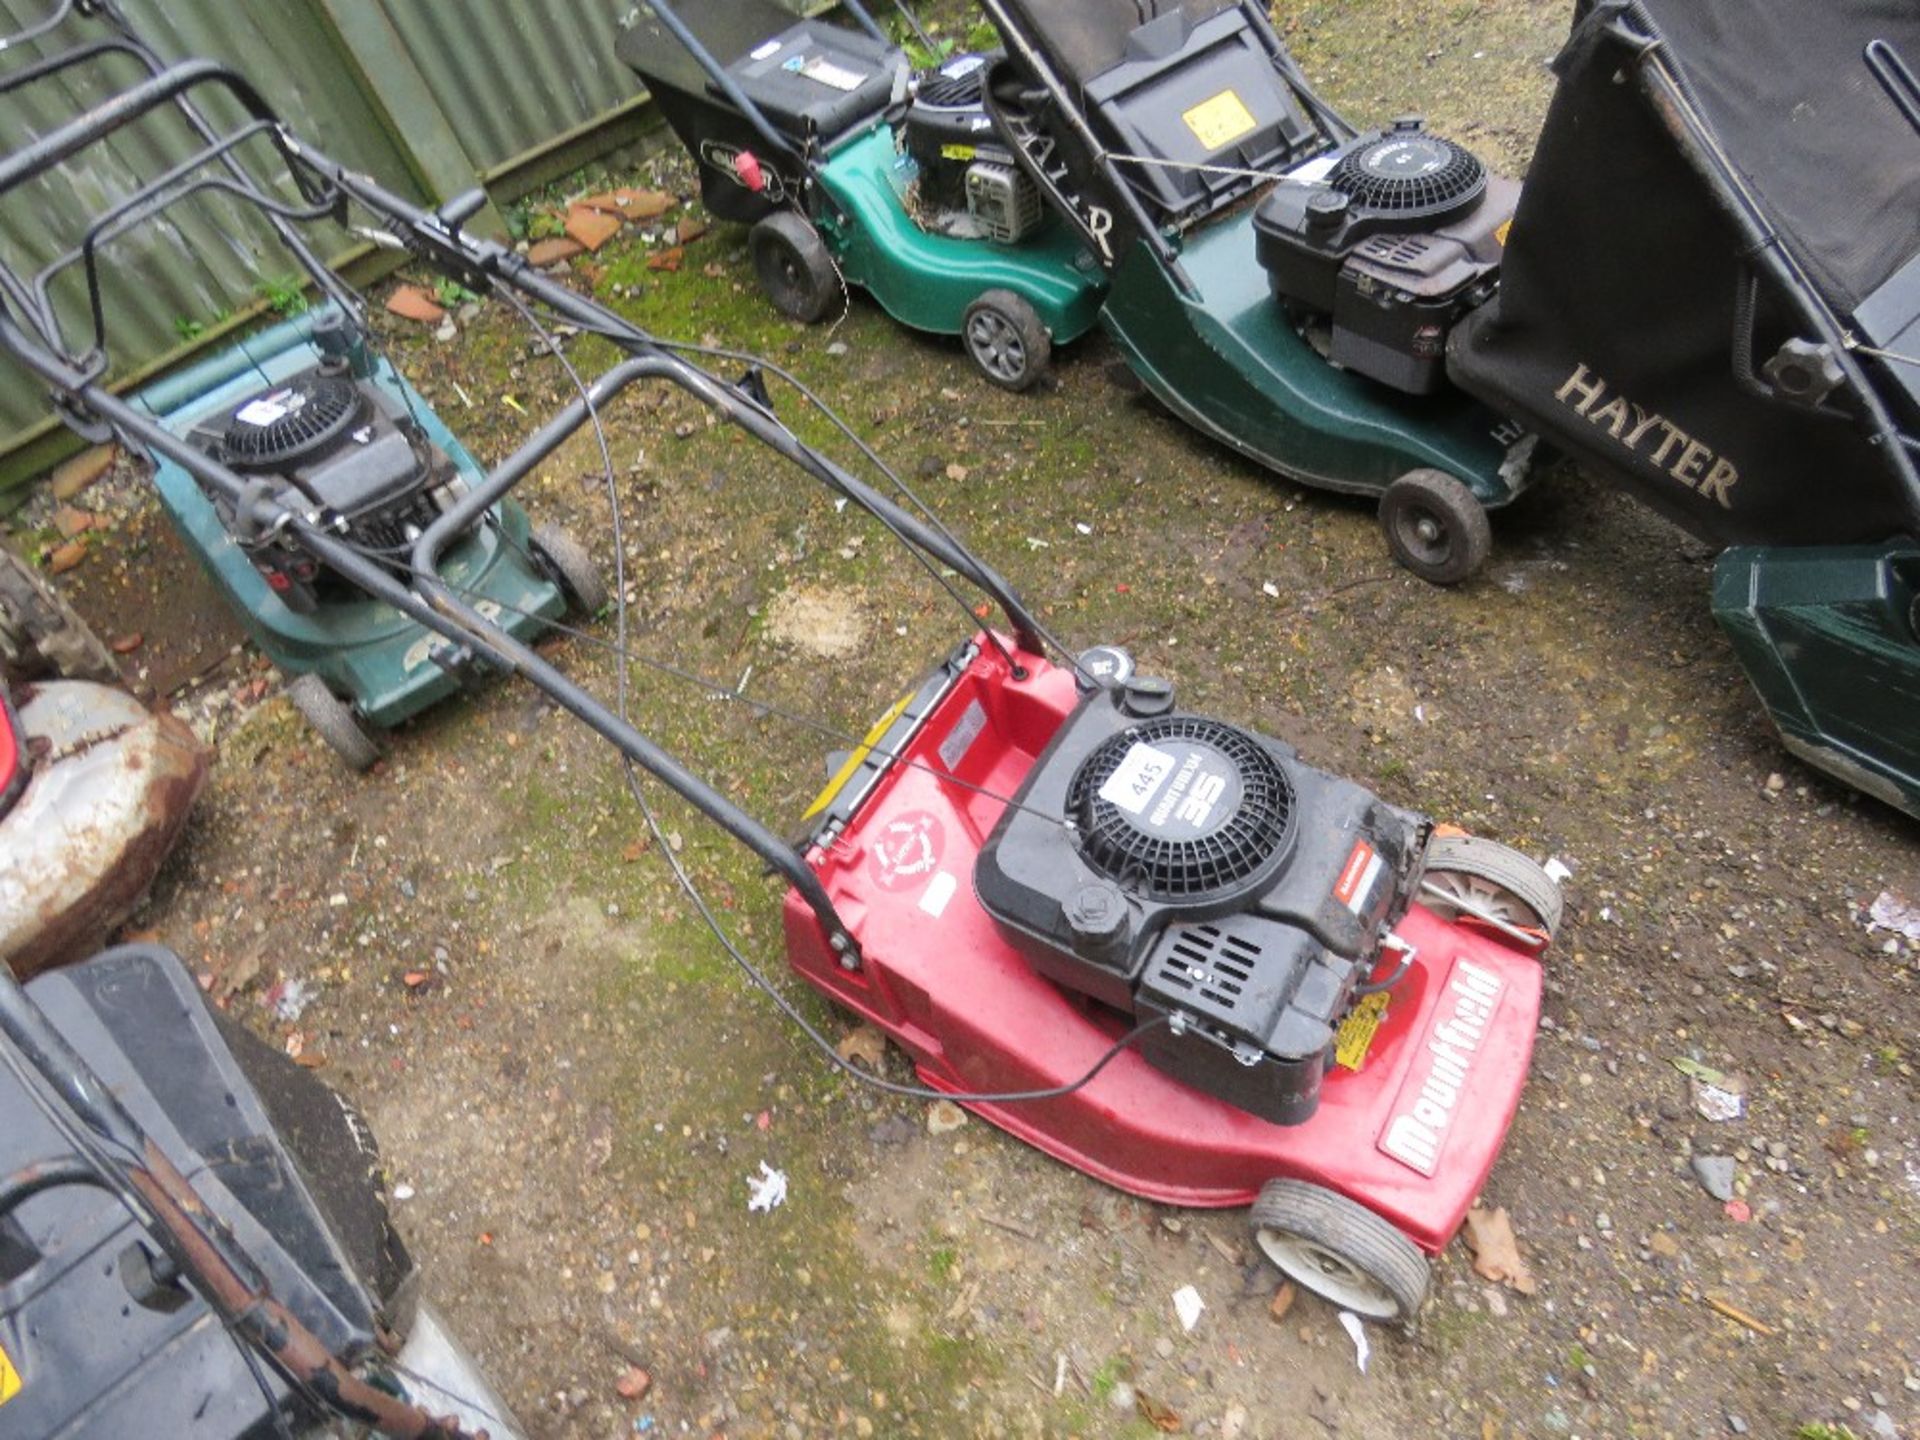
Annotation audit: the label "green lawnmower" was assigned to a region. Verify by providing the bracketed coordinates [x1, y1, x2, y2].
[616, 0, 1106, 392]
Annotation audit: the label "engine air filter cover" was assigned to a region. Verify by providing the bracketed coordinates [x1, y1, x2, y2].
[1067, 717, 1294, 900]
[220, 376, 365, 471]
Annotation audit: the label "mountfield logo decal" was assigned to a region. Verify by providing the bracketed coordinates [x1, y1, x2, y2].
[1554, 363, 1739, 510]
[1379, 957, 1504, 1176]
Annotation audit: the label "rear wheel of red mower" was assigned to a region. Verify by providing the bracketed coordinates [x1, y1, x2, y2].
[749, 211, 838, 324]
[1249, 1179, 1429, 1324]
[530, 524, 607, 616]
[287, 673, 380, 772]
[1419, 833, 1563, 942]
[963, 289, 1050, 392]
[1378, 469, 1491, 585]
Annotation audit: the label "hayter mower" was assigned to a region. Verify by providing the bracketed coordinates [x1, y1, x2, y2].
[1442, 0, 1920, 819]
[969, 0, 1541, 582]
[0, 13, 602, 773]
[615, 0, 1106, 391]
[1, 1, 1562, 1324]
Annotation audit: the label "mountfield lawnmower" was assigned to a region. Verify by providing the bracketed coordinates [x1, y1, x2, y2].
[1, 943, 519, 1438]
[968, 0, 1540, 583]
[1, 1, 1561, 1325]
[1442, 0, 1920, 819]
[615, 0, 1107, 391]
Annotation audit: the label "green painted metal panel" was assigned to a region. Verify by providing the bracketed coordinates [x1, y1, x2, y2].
[0, 0, 423, 485]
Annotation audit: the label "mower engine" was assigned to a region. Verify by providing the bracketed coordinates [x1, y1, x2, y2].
[1253, 118, 1518, 395]
[975, 675, 1429, 1125]
[899, 55, 1042, 244]
[186, 322, 468, 613]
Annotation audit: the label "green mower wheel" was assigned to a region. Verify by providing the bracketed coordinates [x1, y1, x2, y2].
[750, 211, 838, 324]
[963, 289, 1050, 392]
[1379, 469, 1491, 585]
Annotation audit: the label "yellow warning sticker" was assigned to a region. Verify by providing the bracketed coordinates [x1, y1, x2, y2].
[1334, 991, 1390, 1072]
[0, 1338, 21, 1407]
[940, 143, 977, 161]
[1182, 89, 1258, 151]
[1495, 218, 1512, 247]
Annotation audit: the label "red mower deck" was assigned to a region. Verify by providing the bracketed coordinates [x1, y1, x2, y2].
[785, 638, 1542, 1255]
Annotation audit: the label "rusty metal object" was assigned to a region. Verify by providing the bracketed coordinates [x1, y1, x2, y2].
[120, 1134, 488, 1440]
[0, 680, 208, 977]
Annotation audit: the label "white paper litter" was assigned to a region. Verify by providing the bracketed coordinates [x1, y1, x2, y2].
[1866, 890, 1920, 944]
[391, 1183, 415, 1202]
[746, 1161, 788, 1213]
[1544, 856, 1574, 885]
[1337, 1310, 1371, 1373]
[1172, 1285, 1205, 1332]
[1261, 581, 1279, 598]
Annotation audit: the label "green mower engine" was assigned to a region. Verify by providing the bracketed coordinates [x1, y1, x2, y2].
[1253, 120, 1519, 396]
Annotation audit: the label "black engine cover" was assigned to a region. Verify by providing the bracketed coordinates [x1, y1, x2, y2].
[974, 679, 1428, 1124]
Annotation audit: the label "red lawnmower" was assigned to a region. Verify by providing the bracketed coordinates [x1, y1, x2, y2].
[2, 0, 1560, 1330]
[785, 640, 1554, 1321]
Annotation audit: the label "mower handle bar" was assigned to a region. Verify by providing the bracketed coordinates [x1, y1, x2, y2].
[643, 0, 810, 176]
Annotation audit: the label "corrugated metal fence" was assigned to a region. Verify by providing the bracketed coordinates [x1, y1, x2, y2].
[0, 0, 746, 489]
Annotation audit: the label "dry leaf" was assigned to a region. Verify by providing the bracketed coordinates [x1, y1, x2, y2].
[1463, 1205, 1537, 1294]
[614, 1367, 652, 1400]
[945, 462, 969, 481]
[647, 245, 685, 272]
[1268, 1280, 1296, 1323]
[1135, 1390, 1182, 1433]
[835, 1022, 888, 1070]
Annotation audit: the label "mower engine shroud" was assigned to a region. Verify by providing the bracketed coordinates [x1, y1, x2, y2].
[1254, 120, 1520, 396]
[785, 641, 1543, 1250]
[974, 681, 1428, 1124]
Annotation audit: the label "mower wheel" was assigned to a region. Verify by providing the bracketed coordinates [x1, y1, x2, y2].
[287, 674, 380, 772]
[963, 289, 1050, 392]
[530, 524, 607, 616]
[1419, 833, 1563, 942]
[1378, 469, 1491, 585]
[749, 211, 838, 324]
[1249, 1179, 1430, 1324]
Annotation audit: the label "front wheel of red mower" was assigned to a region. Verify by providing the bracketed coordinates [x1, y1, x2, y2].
[529, 524, 607, 616]
[749, 211, 838, 324]
[287, 673, 380, 773]
[1249, 1179, 1430, 1324]
[1418, 833, 1563, 943]
[1378, 469, 1491, 586]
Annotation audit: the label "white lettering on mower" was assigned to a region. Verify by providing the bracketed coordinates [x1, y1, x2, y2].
[1553, 363, 1739, 509]
[1379, 958, 1504, 1176]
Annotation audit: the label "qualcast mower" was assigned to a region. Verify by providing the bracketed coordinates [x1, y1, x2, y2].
[127, 313, 605, 771]
[615, 0, 1107, 391]
[1, 1, 1560, 1326]
[1442, 1, 1920, 819]
[969, 0, 1540, 582]
[0, 18, 602, 773]
[2, 943, 518, 1438]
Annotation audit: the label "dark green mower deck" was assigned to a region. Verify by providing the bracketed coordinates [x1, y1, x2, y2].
[1713, 543, 1920, 819]
[1101, 221, 1531, 506]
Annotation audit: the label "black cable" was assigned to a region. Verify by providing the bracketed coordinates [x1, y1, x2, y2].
[536, 303, 1094, 688]
[498, 289, 1175, 1107]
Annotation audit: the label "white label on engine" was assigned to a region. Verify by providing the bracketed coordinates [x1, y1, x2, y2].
[235, 391, 297, 426]
[918, 869, 958, 918]
[750, 39, 782, 61]
[801, 56, 865, 91]
[1284, 154, 1339, 184]
[1098, 742, 1177, 817]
